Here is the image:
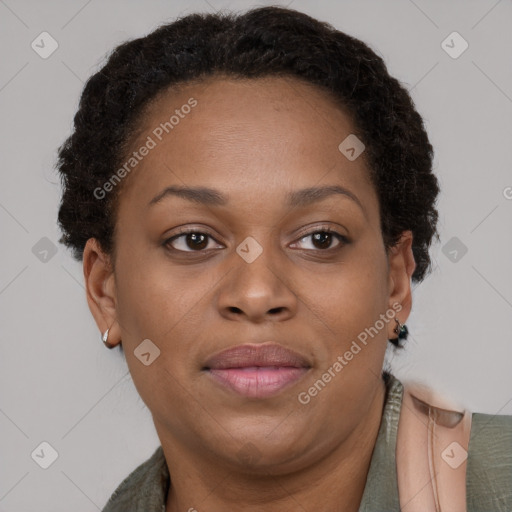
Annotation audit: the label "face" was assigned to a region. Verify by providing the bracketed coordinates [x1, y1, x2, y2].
[85, 75, 414, 474]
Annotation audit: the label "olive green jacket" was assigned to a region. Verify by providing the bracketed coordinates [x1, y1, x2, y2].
[102, 375, 512, 511]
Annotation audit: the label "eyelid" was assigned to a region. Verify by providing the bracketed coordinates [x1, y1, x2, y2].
[293, 223, 348, 240]
[164, 223, 349, 253]
[290, 226, 349, 251]
[172, 225, 219, 238]
[165, 226, 224, 251]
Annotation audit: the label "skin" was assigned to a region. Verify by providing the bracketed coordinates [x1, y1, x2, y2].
[84, 75, 416, 512]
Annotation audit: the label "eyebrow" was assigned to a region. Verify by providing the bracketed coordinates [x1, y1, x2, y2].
[147, 184, 364, 211]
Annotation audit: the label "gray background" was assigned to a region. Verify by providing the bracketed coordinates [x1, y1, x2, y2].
[1, 0, 511, 510]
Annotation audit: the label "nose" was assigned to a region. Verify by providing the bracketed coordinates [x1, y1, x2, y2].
[215, 240, 298, 324]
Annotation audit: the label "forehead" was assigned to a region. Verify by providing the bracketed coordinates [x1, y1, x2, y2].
[115, 75, 377, 218]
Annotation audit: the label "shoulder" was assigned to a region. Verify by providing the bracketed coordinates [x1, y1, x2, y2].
[396, 377, 512, 510]
[102, 446, 169, 512]
[466, 412, 512, 511]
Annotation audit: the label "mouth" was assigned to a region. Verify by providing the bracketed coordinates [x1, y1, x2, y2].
[202, 343, 311, 399]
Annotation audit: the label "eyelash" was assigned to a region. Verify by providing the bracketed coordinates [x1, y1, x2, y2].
[163, 225, 349, 254]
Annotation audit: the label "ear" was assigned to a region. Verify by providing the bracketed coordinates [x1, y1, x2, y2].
[83, 238, 121, 347]
[386, 230, 416, 338]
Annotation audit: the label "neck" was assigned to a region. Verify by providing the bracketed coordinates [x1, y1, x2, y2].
[163, 378, 386, 512]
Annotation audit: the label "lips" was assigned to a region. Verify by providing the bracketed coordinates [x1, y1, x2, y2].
[203, 343, 311, 399]
[203, 343, 311, 370]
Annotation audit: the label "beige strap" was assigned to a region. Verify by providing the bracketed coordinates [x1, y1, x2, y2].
[396, 381, 472, 512]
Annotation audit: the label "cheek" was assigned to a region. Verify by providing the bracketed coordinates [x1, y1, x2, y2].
[113, 260, 206, 416]
[113, 253, 219, 394]
[295, 250, 390, 424]
[303, 244, 389, 343]
[114, 249, 213, 344]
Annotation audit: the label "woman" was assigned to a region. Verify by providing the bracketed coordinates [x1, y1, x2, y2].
[56, 6, 511, 511]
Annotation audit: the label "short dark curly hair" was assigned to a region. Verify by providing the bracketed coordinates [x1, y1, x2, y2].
[56, 6, 440, 347]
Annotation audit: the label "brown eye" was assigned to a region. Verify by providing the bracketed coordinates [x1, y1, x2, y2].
[165, 231, 222, 252]
[293, 230, 348, 251]
[183, 233, 208, 250]
[311, 232, 333, 250]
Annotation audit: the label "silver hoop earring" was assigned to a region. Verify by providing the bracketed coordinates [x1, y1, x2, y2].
[102, 328, 116, 349]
